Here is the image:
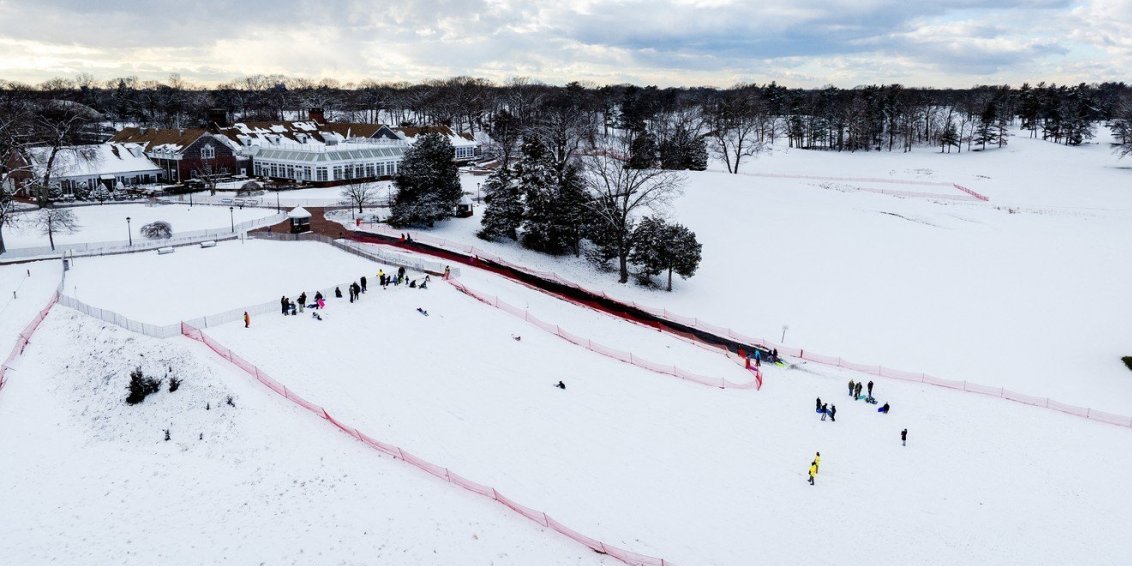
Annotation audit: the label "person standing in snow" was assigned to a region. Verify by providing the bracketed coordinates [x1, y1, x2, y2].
[854, 382, 863, 399]
[360, 276, 367, 293]
[867, 380, 874, 397]
[378, 269, 385, 288]
[820, 403, 829, 421]
[243, 311, 250, 328]
[772, 348, 778, 363]
[335, 286, 343, 298]
[849, 379, 856, 397]
[829, 405, 837, 422]
[814, 452, 821, 473]
[901, 429, 908, 446]
[815, 397, 822, 413]
[280, 296, 288, 315]
[443, 265, 451, 280]
[298, 292, 307, 313]
[808, 461, 817, 485]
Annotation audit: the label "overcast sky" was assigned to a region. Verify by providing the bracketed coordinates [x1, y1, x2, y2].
[0, 0, 1128, 88]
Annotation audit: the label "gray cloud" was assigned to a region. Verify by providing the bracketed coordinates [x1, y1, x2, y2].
[0, 0, 1121, 87]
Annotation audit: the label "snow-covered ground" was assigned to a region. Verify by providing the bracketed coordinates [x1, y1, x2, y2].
[63, 239, 396, 324]
[0, 308, 611, 565]
[3, 128, 1132, 565]
[0, 260, 62, 354]
[4, 202, 277, 251]
[396, 131, 1132, 414]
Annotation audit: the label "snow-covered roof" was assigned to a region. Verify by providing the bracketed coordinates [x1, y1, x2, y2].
[287, 206, 312, 219]
[24, 143, 161, 179]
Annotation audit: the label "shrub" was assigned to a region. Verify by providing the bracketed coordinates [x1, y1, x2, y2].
[126, 366, 161, 405]
[168, 376, 181, 392]
[140, 221, 173, 240]
[1123, 357, 1132, 372]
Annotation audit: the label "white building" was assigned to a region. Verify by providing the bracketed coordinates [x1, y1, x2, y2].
[248, 143, 405, 185]
[19, 143, 162, 195]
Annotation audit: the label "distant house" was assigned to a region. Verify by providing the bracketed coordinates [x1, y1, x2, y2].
[9, 143, 162, 196]
[109, 128, 241, 183]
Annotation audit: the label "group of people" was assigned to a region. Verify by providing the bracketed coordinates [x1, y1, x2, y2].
[808, 378, 906, 485]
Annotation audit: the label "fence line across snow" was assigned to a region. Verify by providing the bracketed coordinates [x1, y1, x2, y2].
[179, 320, 674, 566]
[448, 279, 759, 391]
[0, 289, 60, 394]
[351, 224, 1132, 429]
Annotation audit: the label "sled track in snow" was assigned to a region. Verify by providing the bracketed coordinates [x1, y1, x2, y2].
[181, 320, 677, 566]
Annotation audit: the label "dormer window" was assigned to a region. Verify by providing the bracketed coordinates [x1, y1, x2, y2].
[201, 144, 215, 159]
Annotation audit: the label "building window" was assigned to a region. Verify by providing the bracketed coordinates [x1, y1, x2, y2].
[316, 167, 328, 182]
[201, 145, 215, 160]
[365, 163, 375, 178]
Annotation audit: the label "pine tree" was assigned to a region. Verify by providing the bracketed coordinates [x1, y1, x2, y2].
[940, 119, 960, 153]
[477, 167, 523, 241]
[552, 163, 591, 256]
[628, 130, 658, 169]
[388, 133, 462, 227]
[659, 129, 707, 171]
[629, 217, 703, 291]
[516, 139, 560, 253]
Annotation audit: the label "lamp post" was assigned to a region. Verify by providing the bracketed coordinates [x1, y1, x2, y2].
[781, 324, 789, 343]
[275, 190, 280, 213]
[126, 216, 132, 246]
[229, 206, 235, 233]
[476, 182, 481, 203]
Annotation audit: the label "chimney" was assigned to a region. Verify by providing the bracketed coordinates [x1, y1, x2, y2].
[309, 108, 326, 125]
[207, 108, 229, 130]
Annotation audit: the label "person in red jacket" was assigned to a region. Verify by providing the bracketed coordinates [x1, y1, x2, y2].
[243, 311, 250, 328]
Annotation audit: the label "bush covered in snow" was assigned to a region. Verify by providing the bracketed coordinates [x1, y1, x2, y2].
[126, 366, 161, 405]
[140, 221, 173, 240]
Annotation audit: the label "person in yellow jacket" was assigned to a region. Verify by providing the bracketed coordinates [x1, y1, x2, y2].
[808, 461, 818, 485]
[814, 452, 821, 473]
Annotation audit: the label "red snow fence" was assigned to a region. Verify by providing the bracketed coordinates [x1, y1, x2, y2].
[448, 280, 760, 391]
[0, 291, 59, 393]
[953, 184, 991, 202]
[180, 320, 675, 566]
[751, 345, 1132, 429]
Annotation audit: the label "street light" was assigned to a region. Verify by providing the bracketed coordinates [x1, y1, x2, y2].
[229, 206, 235, 233]
[126, 216, 132, 246]
[476, 182, 481, 203]
[275, 190, 280, 213]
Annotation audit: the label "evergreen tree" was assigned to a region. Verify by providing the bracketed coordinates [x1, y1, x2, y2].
[477, 167, 523, 241]
[940, 119, 960, 153]
[628, 129, 658, 169]
[551, 163, 591, 256]
[388, 133, 462, 227]
[659, 129, 708, 171]
[629, 216, 703, 291]
[516, 138, 560, 252]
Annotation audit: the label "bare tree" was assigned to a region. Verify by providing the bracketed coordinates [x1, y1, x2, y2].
[192, 156, 229, 196]
[583, 134, 685, 283]
[34, 207, 80, 251]
[340, 181, 380, 214]
[707, 86, 775, 174]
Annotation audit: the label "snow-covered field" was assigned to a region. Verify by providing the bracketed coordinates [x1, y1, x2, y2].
[4, 202, 277, 250]
[407, 132, 1132, 414]
[63, 240, 393, 324]
[0, 308, 611, 565]
[0, 260, 62, 353]
[2, 130, 1131, 565]
[39, 242, 1131, 564]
